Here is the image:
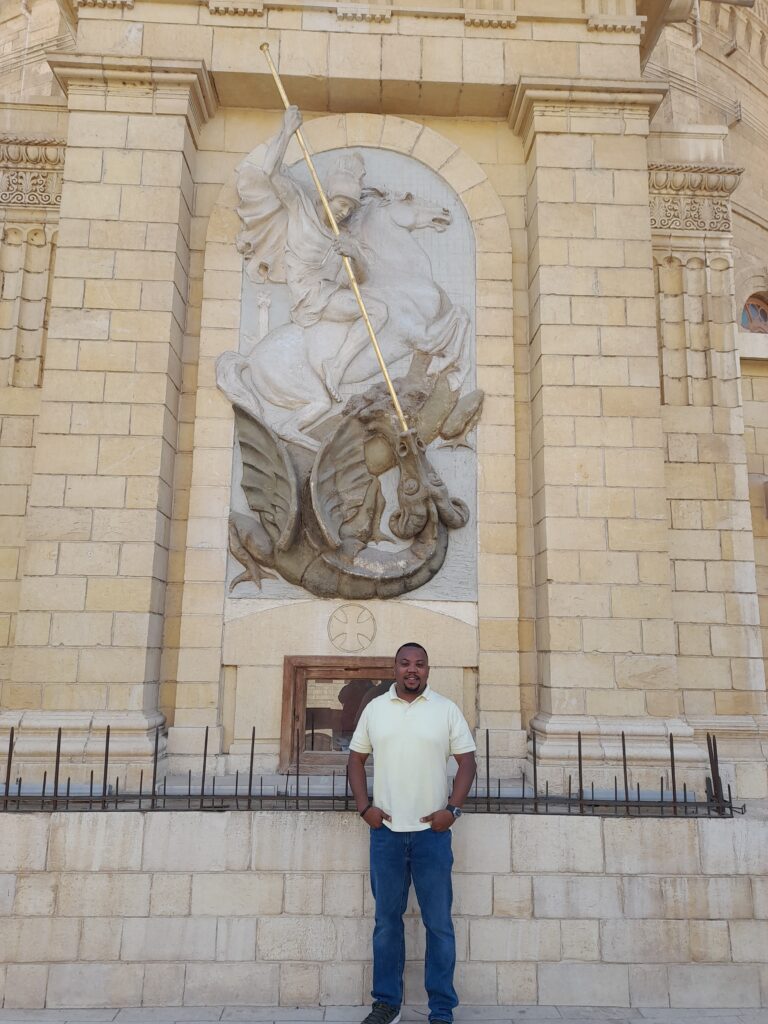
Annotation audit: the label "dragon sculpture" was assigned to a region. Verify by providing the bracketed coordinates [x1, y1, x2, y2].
[224, 356, 483, 599]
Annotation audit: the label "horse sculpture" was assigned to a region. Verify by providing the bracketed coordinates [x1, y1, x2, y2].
[216, 187, 472, 450]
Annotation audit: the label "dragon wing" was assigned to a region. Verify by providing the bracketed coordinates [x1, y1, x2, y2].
[234, 406, 299, 552]
[310, 415, 377, 550]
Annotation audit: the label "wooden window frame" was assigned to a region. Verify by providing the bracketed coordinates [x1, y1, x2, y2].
[280, 655, 395, 772]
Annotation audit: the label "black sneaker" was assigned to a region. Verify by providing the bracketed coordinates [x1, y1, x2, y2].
[361, 1003, 402, 1024]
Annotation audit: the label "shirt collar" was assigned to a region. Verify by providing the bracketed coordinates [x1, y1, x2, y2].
[389, 682, 431, 702]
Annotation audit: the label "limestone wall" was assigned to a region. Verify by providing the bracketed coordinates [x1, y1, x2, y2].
[0, 810, 767, 1009]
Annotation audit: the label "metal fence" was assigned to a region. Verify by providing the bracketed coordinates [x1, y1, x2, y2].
[1, 723, 745, 818]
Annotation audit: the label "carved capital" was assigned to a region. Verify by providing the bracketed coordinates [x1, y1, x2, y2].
[0, 135, 64, 210]
[648, 161, 743, 234]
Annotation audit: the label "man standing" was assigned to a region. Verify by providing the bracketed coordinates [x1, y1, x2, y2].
[348, 643, 477, 1024]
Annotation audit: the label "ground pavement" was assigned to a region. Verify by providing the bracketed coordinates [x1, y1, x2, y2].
[0, 1008, 766, 1024]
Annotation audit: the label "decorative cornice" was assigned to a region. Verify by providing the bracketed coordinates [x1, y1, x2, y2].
[648, 161, 743, 196]
[0, 135, 64, 210]
[206, 0, 263, 13]
[464, 10, 516, 28]
[71, 0, 133, 7]
[337, 3, 391, 21]
[509, 77, 668, 139]
[587, 15, 644, 33]
[49, 55, 218, 143]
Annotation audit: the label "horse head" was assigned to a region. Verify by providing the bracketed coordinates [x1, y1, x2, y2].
[359, 186, 452, 234]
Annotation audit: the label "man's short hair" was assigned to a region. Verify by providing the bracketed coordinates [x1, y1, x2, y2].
[395, 642, 429, 661]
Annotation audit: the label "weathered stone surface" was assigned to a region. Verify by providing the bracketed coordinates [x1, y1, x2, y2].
[258, 916, 337, 961]
[0, 817, 50, 872]
[469, 919, 560, 962]
[534, 875, 622, 919]
[121, 917, 217, 961]
[190, 872, 283, 916]
[668, 965, 762, 1007]
[183, 963, 280, 1006]
[512, 817, 603, 873]
[143, 813, 251, 872]
[47, 964, 145, 1008]
[600, 920, 691, 963]
[604, 820, 700, 875]
[698, 820, 768, 875]
[538, 963, 630, 1007]
[250, 813, 367, 873]
[48, 814, 143, 872]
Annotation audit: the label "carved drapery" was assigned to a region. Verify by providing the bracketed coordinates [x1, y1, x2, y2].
[0, 137, 62, 388]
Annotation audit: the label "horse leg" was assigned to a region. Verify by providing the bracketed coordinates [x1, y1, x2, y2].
[275, 389, 334, 451]
[320, 293, 389, 401]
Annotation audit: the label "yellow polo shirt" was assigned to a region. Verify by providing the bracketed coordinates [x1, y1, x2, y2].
[349, 683, 476, 832]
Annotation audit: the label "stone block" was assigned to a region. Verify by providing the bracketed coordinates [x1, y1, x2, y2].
[142, 964, 185, 1007]
[731, 921, 768, 962]
[0, 875, 15, 914]
[538, 963, 630, 1007]
[258, 916, 337, 961]
[48, 815, 139, 872]
[57, 872, 151, 917]
[496, 962, 537, 1004]
[320, 962, 365, 1005]
[150, 874, 191, 916]
[454, 815, 511, 873]
[0, 918, 81, 962]
[280, 963, 320, 1006]
[534, 875, 622, 918]
[452, 962, 498, 1004]
[183, 963, 280, 1005]
[216, 918, 257, 962]
[628, 965, 670, 1008]
[11, 875, 56, 916]
[323, 873, 364, 918]
[699, 819, 768, 874]
[79, 918, 123, 961]
[690, 920, 730, 962]
[0, 815, 45, 872]
[604, 820, 699, 874]
[452, 873, 492, 916]
[492, 875, 532, 918]
[2, 964, 48, 1009]
[121, 917, 217, 961]
[336, 917, 375, 962]
[562, 919, 600, 961]
[512, 817, 603, 872]
[469, 919, 560, 962]
[668, 965, 761, 1007]
[191, 873, 282, 916]
[47, 964, 144, 1008]
[284, 872, 324, 915]
[600, 920, 690, 963]
[250, 812, 367, 872]
[143, 812, 251, 871]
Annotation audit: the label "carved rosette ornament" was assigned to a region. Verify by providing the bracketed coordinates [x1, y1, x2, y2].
[0, 137, 65, 210]
[648, 161, 743, 234]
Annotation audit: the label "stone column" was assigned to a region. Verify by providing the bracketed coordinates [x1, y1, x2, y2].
[7, 55, 216, 778]
[511, 78, 705, 788]
[650, 128, 768, 798]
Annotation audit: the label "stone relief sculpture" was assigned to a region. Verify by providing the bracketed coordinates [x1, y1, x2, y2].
[216, 106, 483, 599]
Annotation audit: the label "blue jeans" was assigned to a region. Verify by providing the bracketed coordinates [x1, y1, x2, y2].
[369, 826, 458, 1024]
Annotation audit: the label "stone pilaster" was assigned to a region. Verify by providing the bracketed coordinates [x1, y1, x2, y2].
[650, 128, 768, 798]
[511, 78, 705, 788]
[5, 55, 217, 779]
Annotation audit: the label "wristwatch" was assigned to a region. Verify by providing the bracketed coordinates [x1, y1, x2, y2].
[446, 804, 462, 818]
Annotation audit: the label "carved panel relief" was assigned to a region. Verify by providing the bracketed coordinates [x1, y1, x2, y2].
[216, 118, 480, 602]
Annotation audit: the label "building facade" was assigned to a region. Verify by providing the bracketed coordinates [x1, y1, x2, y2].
[1, 0, 767, 798]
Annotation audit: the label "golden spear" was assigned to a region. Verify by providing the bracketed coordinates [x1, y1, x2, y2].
[259, 42, 409, 434]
